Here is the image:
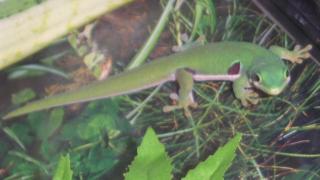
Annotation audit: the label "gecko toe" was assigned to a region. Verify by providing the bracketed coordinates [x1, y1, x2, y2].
[190, 102, 198, 109]
[169, 93, 179, 100]
[163, 105, 178, 113]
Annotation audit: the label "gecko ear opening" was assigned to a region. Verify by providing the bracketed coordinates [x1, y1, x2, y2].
[228, 62, 241, 75]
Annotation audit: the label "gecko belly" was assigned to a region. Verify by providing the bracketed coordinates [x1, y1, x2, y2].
[193, 73, 241, 82]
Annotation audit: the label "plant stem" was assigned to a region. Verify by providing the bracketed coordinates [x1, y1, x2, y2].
[126, 0, 175, 70]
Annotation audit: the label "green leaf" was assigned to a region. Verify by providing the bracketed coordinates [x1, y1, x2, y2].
[84, 146, 118, 174]
[40, 139, 60, 161]
[190, 0, 216, 40]
[9, 122, 33, 146]
[53, 154, 73, 180]
[9, 150, 49, 175]
[37, 108, 64, 141]
[8, 64, 70, 80]
[77, 113, 118, 140]
[124, 127, 172, 180]
[66, 147, 117, 179]
[2, 127, 26, 151]
[183, 133, 242, 180]
[11, 88, 36, 105]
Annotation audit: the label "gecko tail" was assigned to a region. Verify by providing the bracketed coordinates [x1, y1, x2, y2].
[3, 69, 176, 120]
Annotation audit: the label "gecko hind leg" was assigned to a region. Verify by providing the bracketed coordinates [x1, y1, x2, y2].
[163, 69, 198, 117]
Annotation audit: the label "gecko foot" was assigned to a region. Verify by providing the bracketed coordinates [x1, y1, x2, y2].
[169, 93, 179, 100]
[286, 44, 312, 64]
[239, 90, 259, 107]
[163, 93, 198, 117]
[163, 102, 198, 117]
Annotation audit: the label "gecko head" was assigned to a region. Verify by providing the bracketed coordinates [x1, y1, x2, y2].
[249, 59, 290, 96]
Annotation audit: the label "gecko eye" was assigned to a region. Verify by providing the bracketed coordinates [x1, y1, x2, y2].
[252, 74, 261, 82]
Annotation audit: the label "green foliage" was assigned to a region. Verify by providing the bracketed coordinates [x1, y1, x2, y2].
[190, 0, 216, 40]
[40, 139, 60, 161]
[8, 150, 49, 175]
[2, 127, 26, 151]
[36, 108, 64, 141]
[53, 154, 73, 180]
[3, 155, 39, 178]
[7, 64, 69, 80]
[77, 113, 119, 141]
[124, 127, 173, 180]
[125, 128, 242, 180]
[25, 108, 65, 146]
[60, 100, 130, 178]
[60, 99, 126, 140]
[11, 88, 36, 105]
[8, 122, 33, 148]
[72, 146, 118, 179]
[182, 133, 242, 180]
[1, 99, 131, 179]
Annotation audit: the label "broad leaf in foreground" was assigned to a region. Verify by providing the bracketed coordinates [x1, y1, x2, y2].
[124, 127, 172, 180]
[53, 154, 73, 180]
[183, 133, 242, 180]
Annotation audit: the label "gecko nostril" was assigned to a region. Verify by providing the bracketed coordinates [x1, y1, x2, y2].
[285, 70, 290, 78]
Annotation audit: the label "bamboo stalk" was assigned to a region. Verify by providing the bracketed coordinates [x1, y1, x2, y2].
[0, 0, 133, 70]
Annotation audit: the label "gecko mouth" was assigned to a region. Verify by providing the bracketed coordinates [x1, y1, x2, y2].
[252, 77, 290, 96]
[266, 88, 283, 95]
[253, 84, 283, 95]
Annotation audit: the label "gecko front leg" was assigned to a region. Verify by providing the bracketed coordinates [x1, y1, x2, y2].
[269, 44, 312, 64]
[163, 69, 198, 117]
[233, 74, 259, 106]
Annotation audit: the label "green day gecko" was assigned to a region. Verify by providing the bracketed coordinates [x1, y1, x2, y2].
[3, 42, 312, 119]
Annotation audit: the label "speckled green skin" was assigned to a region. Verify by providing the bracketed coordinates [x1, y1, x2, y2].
[3, 41, 288, 119]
